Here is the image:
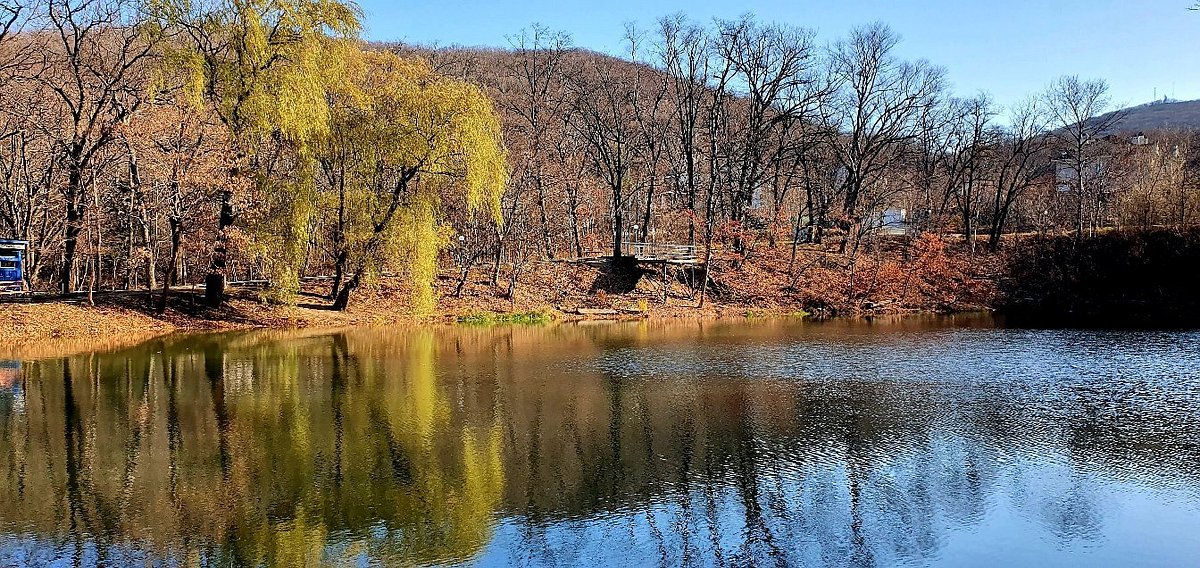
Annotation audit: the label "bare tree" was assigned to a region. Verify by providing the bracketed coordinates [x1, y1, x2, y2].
[696, 31, 739, 308]
[0, 115, 61, 287]
[625, 23, 670, 244]
[712, 15, 823, 254]
[0, 1, 35, 83]
[117, 129, 158, 294]
[565, 54, 643, 259]
[1, 2, 56, 288]
[796, 140, 842, 245]
[826, 23, 945, 253]
[655, 13, 708, 245]
[987, 97, 1050, 250]
[138, 105, 224, 312]
[39, 0, 161, 294]
[551, 115, 594, 258]
[503, 24, 572, 259]
[0, 1, 24, 40]
[1044, 75, 1124, 239]
[910, 93, 960, 228]
[950, 95, 993, 251]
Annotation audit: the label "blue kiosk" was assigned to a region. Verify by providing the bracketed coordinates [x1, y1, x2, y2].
[0, 239, 27, 293]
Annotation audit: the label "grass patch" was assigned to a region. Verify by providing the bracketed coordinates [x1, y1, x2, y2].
[741, 309, 808, 320]
[457, 310, 553, 326]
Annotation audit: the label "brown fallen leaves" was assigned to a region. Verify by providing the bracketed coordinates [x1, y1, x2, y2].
[1, 234, 1001, 349]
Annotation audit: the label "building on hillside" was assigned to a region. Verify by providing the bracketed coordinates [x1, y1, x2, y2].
[1055, 131, 1163, 193]
[1054, 158, 1109, 193]
[870, 207, 911, 236]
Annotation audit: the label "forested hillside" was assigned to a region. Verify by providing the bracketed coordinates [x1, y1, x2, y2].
[1094, 99, 1200, 134]
[2, 0, 1198, 325]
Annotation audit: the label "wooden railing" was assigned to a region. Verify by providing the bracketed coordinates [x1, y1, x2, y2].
[622, 242, 699, 263]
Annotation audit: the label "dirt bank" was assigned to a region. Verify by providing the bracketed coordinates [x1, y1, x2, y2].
[1, 235, 1000, 346]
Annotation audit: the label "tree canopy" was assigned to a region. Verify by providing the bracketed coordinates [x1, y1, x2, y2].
[143, 0, 506, 309]
[315, 49, 507, 311]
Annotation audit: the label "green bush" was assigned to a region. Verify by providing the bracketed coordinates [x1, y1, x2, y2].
[457, 310, 553, 326]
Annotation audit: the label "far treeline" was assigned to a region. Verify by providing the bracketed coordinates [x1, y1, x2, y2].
[1, 0, 1197, 312]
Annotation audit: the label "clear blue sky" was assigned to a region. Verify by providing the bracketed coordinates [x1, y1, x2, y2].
[356, 0, 1200, 112]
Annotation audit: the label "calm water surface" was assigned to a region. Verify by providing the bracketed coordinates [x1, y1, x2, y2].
[1, 316, 1199, 567]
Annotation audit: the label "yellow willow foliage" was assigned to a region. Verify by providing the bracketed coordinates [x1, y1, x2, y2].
[150, 0, 363, 302]
[384, 194, 449, 313]
[383, 333, 506, 563]
[314, 49, 507, 310]
[454, 424, 506, 555]
[393, 332, 448, 444]
[151, 0, 360, 145]
[265, 510, 328, 567]
[247, 170, 318, 302]
[336, 52, 507, 217]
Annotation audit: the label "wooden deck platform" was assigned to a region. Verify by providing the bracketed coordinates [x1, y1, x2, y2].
[569, 242, 702, 267]
[622, 242, 699, 264]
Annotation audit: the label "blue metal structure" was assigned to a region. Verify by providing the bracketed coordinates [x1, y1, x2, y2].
[0, 239, 27, 293]
[0, 360, 23, 416]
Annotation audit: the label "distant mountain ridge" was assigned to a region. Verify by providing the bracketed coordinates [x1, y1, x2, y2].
[1095, 98, 1200, 134]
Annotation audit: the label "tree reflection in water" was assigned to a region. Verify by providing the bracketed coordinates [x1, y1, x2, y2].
[0, 319, 1199, 567]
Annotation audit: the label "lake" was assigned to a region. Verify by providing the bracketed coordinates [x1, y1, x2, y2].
[1, 316, 1199, 567]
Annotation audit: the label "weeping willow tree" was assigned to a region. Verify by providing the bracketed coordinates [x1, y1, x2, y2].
[149, 0, 362, 305]
[314, 50, 506, 312]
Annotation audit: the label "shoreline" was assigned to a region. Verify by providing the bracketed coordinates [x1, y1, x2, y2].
[0, 299, 992, 361]
[10, 227, 1199, 352]
[0, 288, 988, 354]
[4, 241, 998, 348]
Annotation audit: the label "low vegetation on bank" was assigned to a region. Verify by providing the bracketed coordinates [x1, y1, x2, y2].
[2, 231, 1001, 344]
[9, 227, 1200, 345]
[1002, 228, 1200, 324]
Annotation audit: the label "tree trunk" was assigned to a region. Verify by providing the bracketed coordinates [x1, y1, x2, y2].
[453, 258, 474, 297]
[142, 232, 157, 293]
[788, 214, 802, 276]
[1075, 170, 1086, 241]
[964, 212, 974, 253]
[989, 203, 1009, 252]
[158, 220, 182, 314]
[330, 250, 348, 300]
[61, 172, 83, 295]
[491, 225, 504, 285]
[88, 195, 102, 306]
[988, 184, 1006, 252]
[205, 189, 237, 307]
[613, 207, 624, 259]
[641, 179, 655, 243]
[730, 196, 746, 255]
[961, 182, 974, 253]
[63, 214, 80, 295]
[843, 174, 861, 223]
[568, 191, 584, 258]
[698, 184, 717, 308]
[536, 175, 554, 259]
[332, 269, 362, 311]
[686, 159, 697, 246]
